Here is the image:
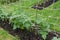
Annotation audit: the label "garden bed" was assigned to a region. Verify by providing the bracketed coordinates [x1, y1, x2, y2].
[0, 19, 60, 40]
[0, 0, 60, 40]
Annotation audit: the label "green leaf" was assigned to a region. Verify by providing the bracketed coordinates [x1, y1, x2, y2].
[24, 22, 31, 30]
[13, 25, 18, 30]
[52, 37, 60, 40]
[40, 32, 47, 40]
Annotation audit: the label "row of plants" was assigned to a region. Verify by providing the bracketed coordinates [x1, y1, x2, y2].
[0, 5, 60, 40]
[0, 0, 60, 40]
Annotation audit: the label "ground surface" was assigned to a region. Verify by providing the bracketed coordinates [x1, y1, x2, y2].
[0, 28, 18, 40]
[0, 0, 60, 40]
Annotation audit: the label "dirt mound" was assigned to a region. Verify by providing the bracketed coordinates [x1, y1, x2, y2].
[0, 19, 44, 40]
[0, 18, 60, 40]
[32, 0, 58, 10]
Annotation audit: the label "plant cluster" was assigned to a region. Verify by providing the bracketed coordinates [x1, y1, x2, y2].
[0, 7, 52, 40]
[0, 0, 60, 40]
